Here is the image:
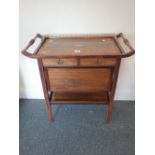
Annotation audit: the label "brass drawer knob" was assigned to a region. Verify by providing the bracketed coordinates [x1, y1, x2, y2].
[57, 59, 64, 64]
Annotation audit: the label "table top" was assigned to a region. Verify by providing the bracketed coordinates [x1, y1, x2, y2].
[37, 35, 123, 57]
[22, 33, 135, 59]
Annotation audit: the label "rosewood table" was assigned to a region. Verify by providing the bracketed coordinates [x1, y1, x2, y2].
[22, 33, 135, 123]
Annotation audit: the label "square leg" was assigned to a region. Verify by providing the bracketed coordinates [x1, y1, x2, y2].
[106, 104, 113, 123]
[45, 103, 53, 122]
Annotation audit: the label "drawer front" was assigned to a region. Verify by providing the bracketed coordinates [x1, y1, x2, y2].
[80, 58, 117, 66]
[42, 58, 77, 67]
[47, 69, 112, 92]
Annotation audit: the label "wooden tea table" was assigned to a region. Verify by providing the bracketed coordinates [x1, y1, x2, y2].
[22, 33, 134, 123]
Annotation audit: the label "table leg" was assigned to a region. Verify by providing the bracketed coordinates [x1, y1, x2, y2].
[106, 103, 113, 123]
[45, 102, 53, 122]
[38, 59, 53, 122]
[106, 58, 121, 123]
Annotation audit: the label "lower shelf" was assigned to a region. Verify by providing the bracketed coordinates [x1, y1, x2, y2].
[50, 92, 109, 104]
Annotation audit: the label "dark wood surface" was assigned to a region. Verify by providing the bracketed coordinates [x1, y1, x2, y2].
[37, 59, 53, 122]
[51, 92, 109, 104]
[47, 68, 112, 92]
[42, 58, 77, 67]
[37, 37, 122, 57]
[22, 33, 135, 58]
[106, 58, 121, 123]
[22, 33, 135, 123]
[42, 58, 117, 67]
[80, 58, 117, 66]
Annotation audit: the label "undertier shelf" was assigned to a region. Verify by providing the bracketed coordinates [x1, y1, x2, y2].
[50, 92, 109, 104]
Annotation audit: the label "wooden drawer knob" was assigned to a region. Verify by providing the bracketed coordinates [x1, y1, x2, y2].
[94, 59, 101, 64]
[57, 59, 64, 64]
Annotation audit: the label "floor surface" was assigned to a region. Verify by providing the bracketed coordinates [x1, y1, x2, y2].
[19, 99, 135, 155]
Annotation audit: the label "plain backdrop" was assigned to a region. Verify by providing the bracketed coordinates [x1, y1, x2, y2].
[19, 0, 135, 100]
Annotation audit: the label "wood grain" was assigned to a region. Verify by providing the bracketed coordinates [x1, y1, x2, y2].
[21, 33, 135, 123]
[42, 58, 77, 67]
[47, 68, 112, 92]
[22, 33, 135, 58]
[80, 58, 117, 66]
[37, 37, 121, 57]
[37, 59, 53, 122]
[51, 92, 109, 104]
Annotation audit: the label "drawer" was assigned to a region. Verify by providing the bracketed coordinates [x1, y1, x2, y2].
[80, 58, 117, 66]
[47, 68, 112, 92]
[42, 58, 77, 67]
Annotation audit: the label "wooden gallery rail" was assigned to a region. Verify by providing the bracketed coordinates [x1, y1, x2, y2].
[22, 33, 135, 123]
